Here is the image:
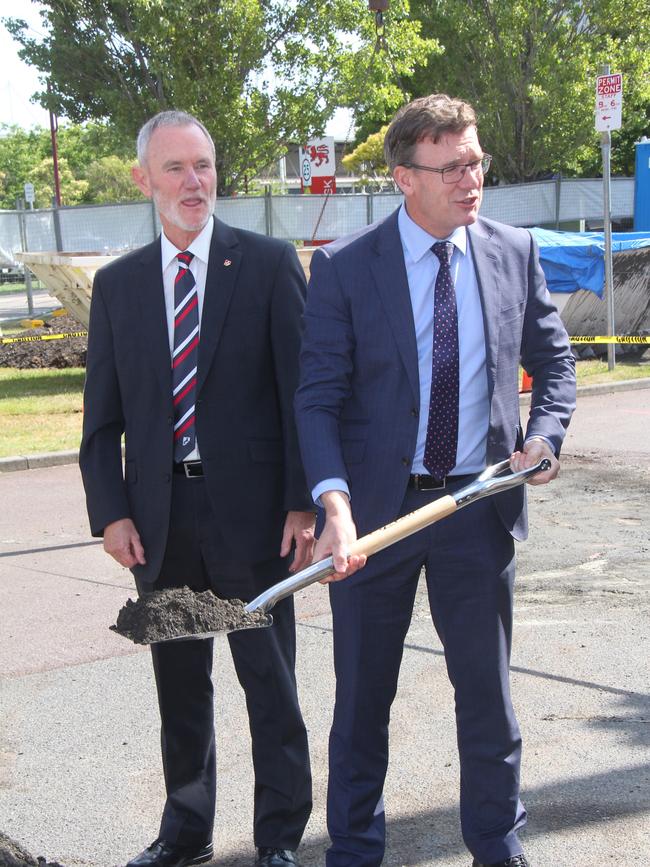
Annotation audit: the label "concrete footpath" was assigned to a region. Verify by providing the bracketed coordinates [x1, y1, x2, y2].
[1, 386, 649, 867]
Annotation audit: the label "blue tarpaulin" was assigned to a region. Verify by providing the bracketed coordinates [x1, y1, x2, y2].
[529, 228, 650, 297]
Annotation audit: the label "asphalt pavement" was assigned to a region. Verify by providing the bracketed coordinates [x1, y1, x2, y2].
[1, 380, 649, 866]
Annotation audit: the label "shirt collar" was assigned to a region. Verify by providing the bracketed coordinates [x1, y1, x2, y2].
[161, 215, 214, 271]
[398, 204, 467, 264]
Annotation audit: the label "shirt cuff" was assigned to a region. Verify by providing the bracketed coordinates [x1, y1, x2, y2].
[312, 478, 350, 507]
[524, 435, 555, 453]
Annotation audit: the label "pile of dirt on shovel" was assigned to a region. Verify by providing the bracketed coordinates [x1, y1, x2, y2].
[0, 833, 65, 867]
[111, 586, 271, 644]
[0, 314, 87, 369]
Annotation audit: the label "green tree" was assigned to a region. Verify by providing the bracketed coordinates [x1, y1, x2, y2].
[85, 155, 143, 203]
[404, 0, 650, 181]
[27, 155, 89, 207]
[341, 125, 392, 188]
[4, 0, 434, 195]
[0, 121, 137, 208]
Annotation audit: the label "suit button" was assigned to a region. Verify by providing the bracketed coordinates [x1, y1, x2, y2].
[167, 416, 173, 425]
[401, 457, 410, 466]
[164, 473, 171, 483]
[411, 408, 418, 417]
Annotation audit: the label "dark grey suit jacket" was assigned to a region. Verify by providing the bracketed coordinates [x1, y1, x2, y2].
[295, 209, 576, 541]
[80, 218, 312, 588]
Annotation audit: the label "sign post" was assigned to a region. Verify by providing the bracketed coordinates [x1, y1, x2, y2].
[595, 66, 622, 370]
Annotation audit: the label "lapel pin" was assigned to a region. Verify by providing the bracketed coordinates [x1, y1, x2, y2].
[223, 259, 232, 267]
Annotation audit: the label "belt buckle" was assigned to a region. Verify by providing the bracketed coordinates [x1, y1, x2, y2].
[183, 461, 202, 478]
[414, 473, 445, 491]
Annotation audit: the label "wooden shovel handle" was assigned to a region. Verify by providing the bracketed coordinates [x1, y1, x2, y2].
[347, 494, 458, 559]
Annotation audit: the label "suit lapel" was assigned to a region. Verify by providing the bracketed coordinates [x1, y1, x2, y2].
[136, 238, 173, 399]
[468, 220, 501, 395]
[196, 218, 241, 393]
[369, 211, 420, 403]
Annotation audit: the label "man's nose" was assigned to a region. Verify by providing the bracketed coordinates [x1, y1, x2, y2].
[458, 165, 481, 189]
[184, 169, 201, 188]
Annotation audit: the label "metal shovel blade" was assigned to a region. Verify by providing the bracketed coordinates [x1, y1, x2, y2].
[138, 458, 549, 642]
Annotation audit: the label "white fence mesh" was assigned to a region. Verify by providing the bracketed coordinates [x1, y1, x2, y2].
[0, 177, 637, 268]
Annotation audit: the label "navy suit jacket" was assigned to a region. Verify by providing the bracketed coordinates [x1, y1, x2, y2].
[80, 218, 312, 588]
[295, 209, 576, 541]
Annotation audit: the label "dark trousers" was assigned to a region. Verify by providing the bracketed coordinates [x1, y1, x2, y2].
[144, 473, 312, 848]
[326, 486, 526, 866]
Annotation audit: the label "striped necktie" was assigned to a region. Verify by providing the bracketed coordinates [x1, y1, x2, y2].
[423, 241, 459, 480]
[172, 251, 199, 463]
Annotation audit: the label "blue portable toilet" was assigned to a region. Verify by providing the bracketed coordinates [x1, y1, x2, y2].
[634, 137, 650, 230]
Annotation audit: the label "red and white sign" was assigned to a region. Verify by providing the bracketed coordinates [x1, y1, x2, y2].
[595, 73, 623, 132]
[299, 137, 336, 194]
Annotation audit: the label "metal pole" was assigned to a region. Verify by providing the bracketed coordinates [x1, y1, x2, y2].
[48, 80, 62, 207]
[600, 63, 616, 370]
[16, 199, 35, 315]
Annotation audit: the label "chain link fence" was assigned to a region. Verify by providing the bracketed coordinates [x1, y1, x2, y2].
[0, 177, 636, 269]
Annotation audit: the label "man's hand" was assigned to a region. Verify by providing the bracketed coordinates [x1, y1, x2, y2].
[281, 511, 316, 573]
[103, 518, 146, 568]
[313, 491, 367, 583]
[510, 436, 560, 486]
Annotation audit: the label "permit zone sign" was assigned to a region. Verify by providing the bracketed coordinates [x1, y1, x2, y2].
[595, 73, 623, 131]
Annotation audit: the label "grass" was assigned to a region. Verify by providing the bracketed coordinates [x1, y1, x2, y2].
[0, 357, 648, 459]
[0, 367, 85, 457]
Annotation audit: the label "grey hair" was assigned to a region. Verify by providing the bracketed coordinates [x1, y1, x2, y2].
[136, 110, 216, 165]
[384, 94, 477, 172]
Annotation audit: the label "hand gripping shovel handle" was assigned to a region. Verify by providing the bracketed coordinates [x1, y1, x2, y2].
[246, 458, 550, 615]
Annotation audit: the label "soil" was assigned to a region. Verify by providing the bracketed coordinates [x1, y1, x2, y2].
[111, 587, 271, 644]
[0, 833, 64, 867]
[0, 315, 87, 369]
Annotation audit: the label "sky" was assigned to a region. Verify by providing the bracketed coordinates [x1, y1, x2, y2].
[0, 0, 354, 139]
[0, 0, 50, 129]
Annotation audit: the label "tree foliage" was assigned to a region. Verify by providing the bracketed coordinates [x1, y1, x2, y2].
[403, 0, 650, 181]
[4, 0, 434, 195]
[341, 125, 392, 188]
[0, 122, 136, 209]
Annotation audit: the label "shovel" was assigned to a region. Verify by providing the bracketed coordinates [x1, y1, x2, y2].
[245, 457, 550, 617]
[120, 458, 549, 644]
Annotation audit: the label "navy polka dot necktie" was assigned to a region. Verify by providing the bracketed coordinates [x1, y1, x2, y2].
[423, 241, 459, 480]
[171, 251, 199, 462]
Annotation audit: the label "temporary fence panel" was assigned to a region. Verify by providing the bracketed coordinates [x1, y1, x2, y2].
[0, 177, 637, 264]
[215, 196, 267, 236]
[58, 202, 156, 253]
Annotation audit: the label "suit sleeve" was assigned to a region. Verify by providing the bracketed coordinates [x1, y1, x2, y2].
[520, 232, 576, 455]
[78, 269, 131, 536]
[294, 248, 354, 493]
[270, 243, 315, 513]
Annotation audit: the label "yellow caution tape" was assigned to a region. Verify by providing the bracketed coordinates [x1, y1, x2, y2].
[571, 335, 650, 344]
[1, 330, 88, 345]
[570, 336, 650, 344]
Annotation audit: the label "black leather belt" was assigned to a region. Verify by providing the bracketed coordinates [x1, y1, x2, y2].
[408, 472, 472, 491]
[173, 460, 204, 478]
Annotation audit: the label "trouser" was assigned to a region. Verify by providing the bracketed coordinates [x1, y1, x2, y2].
[142, 473, 312, 848]
[326, 486, 526, 866]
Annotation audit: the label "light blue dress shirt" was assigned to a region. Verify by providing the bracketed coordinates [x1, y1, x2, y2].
[312, 204, 490, 504]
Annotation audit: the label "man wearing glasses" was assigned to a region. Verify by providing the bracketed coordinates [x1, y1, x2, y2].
[295, 94, 575, 866]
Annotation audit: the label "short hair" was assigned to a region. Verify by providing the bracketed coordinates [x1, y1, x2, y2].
[136, 110, 216, 165]
[384, 94, 477, 172]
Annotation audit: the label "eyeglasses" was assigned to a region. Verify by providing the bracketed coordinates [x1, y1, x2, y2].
[402, 154, 492, 184]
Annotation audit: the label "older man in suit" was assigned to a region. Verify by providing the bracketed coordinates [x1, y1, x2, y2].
[80, 111, 314, 867]
[295, 94, 576, 867]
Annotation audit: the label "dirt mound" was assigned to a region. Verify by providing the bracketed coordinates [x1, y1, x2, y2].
[0, 314, 87, 369]
[112, 586, 271, 644]
[0, 833, 64, 867]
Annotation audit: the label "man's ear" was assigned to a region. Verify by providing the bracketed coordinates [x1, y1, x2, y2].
[392, 165, 410, 197]
[131, 164, 151, 197]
